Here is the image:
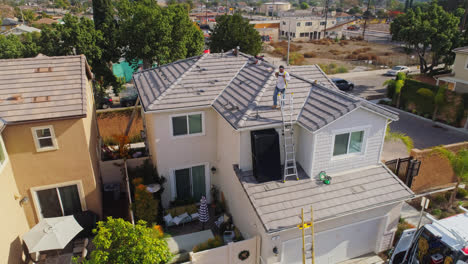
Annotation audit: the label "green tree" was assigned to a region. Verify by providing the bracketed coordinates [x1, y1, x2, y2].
[383, 72, 406, 108]
[300, 2, 309, 9]
[209, 13, 262, 55]
[0, 35, 25, 59]
[81, 218, 172, 264]
[118, 0, 202, 68]
[432, 84, 447, 121]
[390, 3, 461, 74]
[431, 147, 468, 209]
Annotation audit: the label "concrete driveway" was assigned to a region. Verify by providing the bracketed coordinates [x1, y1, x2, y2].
[384, 106, 468, 149]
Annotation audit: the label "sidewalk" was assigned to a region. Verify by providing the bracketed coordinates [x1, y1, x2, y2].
[400, 202, 432, 227]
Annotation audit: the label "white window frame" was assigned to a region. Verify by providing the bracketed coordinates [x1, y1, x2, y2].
[170, 162, 211, 203]
[31, 125, 59, 152]
[31, 180, 87, 220]
[330, 125, 370, 160]
[0, 135, 9, 174]
[169, 111, 205, 139]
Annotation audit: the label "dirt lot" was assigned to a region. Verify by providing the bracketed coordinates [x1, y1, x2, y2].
[97, 108, 144, 145]
[265, 38, 419, 72]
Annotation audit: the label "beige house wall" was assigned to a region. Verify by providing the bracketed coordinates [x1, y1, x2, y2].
[259, 3, 291, 14]
[0, 154, 30, 264]
[453, 52, 468, 83]
[3, 117, 102, 227]
[145, 108, 218, 207]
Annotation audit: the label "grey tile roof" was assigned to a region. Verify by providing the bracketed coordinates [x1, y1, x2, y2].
[453, 46, 468, 54]
[234, 164, 414, 232]
[134, 52, 398, 132]
[287, 65, 339, 90]
[0, 55, 92, 123]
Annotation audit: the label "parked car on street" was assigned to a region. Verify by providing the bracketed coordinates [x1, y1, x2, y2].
[97, 96, 113, 109]
[331, 78, 354, 91]
[120, 93, 138, 107]
[385, 66, 410, 76]
[347, 25, 360, 30]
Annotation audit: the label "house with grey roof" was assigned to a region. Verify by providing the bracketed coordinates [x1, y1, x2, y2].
[133, 51, 414, 264]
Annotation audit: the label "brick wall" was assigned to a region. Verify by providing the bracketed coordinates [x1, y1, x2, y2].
[410, 142, 468, 193]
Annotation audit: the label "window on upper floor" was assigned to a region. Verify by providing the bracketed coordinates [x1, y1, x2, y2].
[333, 130, 364, 156]
[282, 21, 286, 25]
[320, 21, 326, 25]
[171, 112, 204, 137]
[297, 22, 301, 26]
[31, 125, 59, 152]
[305, 22, 312, 26]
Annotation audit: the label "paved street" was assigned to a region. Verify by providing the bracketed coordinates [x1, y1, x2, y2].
[383, 106, 468, 149]
[331, 67, 419, 100]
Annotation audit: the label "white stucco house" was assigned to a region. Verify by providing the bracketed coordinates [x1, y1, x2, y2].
[133, 52, 415, 264]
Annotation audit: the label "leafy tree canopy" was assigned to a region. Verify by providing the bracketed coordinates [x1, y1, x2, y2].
[81, 218, 172, 264]
[117, 0, 203, 69]
[209, 13, 262, 55]
[390, 3, 463, 74]
[300, 2, 309, 9]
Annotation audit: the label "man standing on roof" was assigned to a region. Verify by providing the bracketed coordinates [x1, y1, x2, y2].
[272, 65, 291, 109]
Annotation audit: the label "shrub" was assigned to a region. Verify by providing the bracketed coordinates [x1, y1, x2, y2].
[335, 66, 348, 73]
[85, 218, 172, 264]
[456, 188, 468, 199]
[304, 51, 317, 58]
[395, 218, 415, 244]
[133, 182, 159, 225]
[432, 209, 442, 217]
[288, 52, 305, 65]
[192, 236, 224, 253]
[433, 194, 447, 205]
[329, 49, 341, 55]
[416, 88, 434, 98]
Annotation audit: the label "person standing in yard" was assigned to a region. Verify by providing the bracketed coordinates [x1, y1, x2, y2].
[272, 65, 291, 109]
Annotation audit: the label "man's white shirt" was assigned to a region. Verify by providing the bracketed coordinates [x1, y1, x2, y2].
[276, 71, 291, 89]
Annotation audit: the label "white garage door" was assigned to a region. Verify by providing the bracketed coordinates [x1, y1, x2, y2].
[281, 217, 384, 264]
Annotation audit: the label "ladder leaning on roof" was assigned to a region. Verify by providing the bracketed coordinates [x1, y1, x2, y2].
[279, 93, 298, 182]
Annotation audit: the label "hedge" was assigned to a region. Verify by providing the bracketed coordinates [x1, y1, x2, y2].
[387, 79, 468, 127]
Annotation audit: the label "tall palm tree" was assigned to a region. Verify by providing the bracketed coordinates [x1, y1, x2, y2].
[431, 146, 468, 209]
[383, 72, 406, 108]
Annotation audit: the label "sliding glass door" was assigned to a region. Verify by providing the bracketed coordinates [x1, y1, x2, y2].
[35, 184, 82, 218]
[174, 165, 206, 202]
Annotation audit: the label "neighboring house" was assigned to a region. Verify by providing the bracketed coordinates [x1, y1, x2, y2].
[1, 24, 40, 36]
[260, 2, 291, 16]
[1, 18, 19, 32]
[279, 16, 338, 40]
[334, 12, 355, 23]
[133, 52, 415, 263]
[435, 47, 468, 93]
[0, 55, 102, 263]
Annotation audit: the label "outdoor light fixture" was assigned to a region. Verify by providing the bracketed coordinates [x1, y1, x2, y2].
[19, 196, 29, 206]
[211, 166, 217, 174]
[273, 246, 279, 255]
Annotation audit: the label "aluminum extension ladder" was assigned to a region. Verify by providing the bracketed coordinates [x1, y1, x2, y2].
[279, 93, 298, 182]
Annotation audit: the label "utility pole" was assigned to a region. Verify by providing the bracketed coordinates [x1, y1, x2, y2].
[461, 0, 468, 32]
[287, 18, 291, 65]
[323, 0, 329, 39]
[362, 0, 371, 39]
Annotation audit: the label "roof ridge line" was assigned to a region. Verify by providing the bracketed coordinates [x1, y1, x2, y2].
[210, 59, 249, 108]
[238, 64, 276, 127]
[296, 80, 315, 126]
[148, 54, 207, 109]
[80, 55, 85, 115]
[135, 55, 203, 75]
[314, 64, 339, 90]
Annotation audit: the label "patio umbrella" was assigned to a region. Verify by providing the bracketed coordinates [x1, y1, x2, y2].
[199, 196, 209, 230]
[23, 215, 83, 253]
